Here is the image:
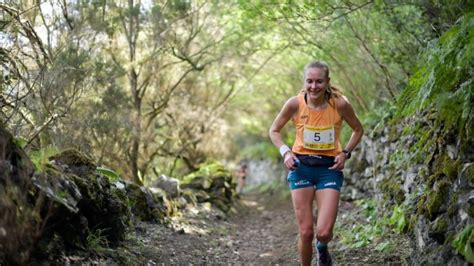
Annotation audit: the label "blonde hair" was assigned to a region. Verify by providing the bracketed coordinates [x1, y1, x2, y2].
[303, 61, 342, 102]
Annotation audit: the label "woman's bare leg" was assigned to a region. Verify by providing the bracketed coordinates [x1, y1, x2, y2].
[315, 189, 340, 244]
[291, 187, 316, 266]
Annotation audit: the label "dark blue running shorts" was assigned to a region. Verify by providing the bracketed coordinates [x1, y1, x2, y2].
[287, 163, 343, 191]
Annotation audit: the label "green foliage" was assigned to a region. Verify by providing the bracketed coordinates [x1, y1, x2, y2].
[360, 100, 396, 134]
[388, 204, 408, 233]
[29, 146, 60, 173]
[375, 240, 393, 252]
[169, 0, 191, 15]
[182, 161, 230, 182]
[338, 199, 384, 249]
[96, 166, 122, 182]
[436, 79, 474, 138]
[13, 136, 28, 149]
[338, 199, 410, 251]
[396, 12, 474, 140]
[452, 224, 474, 263]
[86, 228, 110, 253]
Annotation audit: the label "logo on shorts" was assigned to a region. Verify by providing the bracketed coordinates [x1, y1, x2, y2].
[295, 180, 310, 186]
[324, 182, 337, 187]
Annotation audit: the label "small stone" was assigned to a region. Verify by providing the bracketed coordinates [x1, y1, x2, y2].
[403, 172, 416, 194]
[113, 181, 125, 189]
[446, 145, 457, 160]
[152, 174, 180, 198]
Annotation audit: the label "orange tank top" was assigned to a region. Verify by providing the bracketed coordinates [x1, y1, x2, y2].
[291, 93, 343, 156]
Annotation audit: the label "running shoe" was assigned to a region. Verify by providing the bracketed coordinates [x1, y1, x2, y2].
[318, 248, 333, 266]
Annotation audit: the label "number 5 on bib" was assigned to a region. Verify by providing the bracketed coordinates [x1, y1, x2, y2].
[303, 125, 335, 150]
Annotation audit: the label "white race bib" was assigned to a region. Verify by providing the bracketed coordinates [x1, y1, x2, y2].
[303, 125, 335, 150]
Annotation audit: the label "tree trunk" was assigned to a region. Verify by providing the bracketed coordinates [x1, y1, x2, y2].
[130, 70, 142, 185]
[126, 0, 142, 185]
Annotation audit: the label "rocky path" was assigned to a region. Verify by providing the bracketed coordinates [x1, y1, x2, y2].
[121, 192, 300, 264]
[78, 191, 413, 265]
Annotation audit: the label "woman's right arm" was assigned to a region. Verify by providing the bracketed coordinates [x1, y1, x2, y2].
[268, 96, 299, 169]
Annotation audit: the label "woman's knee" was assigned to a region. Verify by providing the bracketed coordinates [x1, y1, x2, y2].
[316, 228, 332, 242]
[299, 227, 314, 242]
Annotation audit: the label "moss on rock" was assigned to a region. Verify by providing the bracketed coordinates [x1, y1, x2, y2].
[428, 214, 449, 244]
[180, 161, 237, 213]
[447, 194, 459, 217]
[379, 178, 405, 204]
[426, 179, 450, 219]
[427, 172, 443, 187]
[433, 216, 448, 232]
[414, 194, 427, 224]
[49, 149, 96, 177]
[126, 182, 160, 221]
[466, 197, 474, 217]
[464, 163, 474, 184]
[435, 154, 461, 181]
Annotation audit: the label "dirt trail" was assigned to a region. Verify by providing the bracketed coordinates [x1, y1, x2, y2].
[122, 192, 300, 264]
[70, 191, 412, 264]
[230, 193, 299, 264]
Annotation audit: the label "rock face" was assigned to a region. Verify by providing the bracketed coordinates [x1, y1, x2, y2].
[344, 14, 474, 265]
[345, 112, 473, 265]
[35, 149, 132, 254]
[0, 125, 176, 264]
[0, 124, 37, 264]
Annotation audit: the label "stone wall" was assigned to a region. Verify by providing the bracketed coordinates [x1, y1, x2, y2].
[345, 112, 473, 265]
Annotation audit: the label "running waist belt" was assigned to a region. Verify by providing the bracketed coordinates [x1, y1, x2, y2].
[296, 154, 335, 167]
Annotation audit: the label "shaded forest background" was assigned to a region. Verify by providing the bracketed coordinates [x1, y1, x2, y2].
[2, 0, 468, 184]
[1, 0, 474, 265]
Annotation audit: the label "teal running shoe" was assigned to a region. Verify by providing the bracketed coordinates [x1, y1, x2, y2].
[318, 248, 333, 266]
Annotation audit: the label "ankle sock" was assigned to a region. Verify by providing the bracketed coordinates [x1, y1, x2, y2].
[316, 240, 328, 252]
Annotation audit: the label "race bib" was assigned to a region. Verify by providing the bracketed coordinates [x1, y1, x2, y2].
[303, 125, 335, 150]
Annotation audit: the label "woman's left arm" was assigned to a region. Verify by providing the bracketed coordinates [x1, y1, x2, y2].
[329, 96, 364, 170]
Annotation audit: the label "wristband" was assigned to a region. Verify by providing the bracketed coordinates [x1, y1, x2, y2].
[279, 145, 291, 157]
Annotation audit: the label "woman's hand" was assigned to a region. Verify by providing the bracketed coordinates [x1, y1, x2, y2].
[329, 153, 346, 170]
[283, 152, 299, 170]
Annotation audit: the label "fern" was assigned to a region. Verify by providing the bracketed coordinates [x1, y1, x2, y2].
[452, 224, 474, 263]
[395, 12, 474, 140]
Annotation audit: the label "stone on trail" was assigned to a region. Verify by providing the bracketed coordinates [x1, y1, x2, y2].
[151, 174, 180, 198]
